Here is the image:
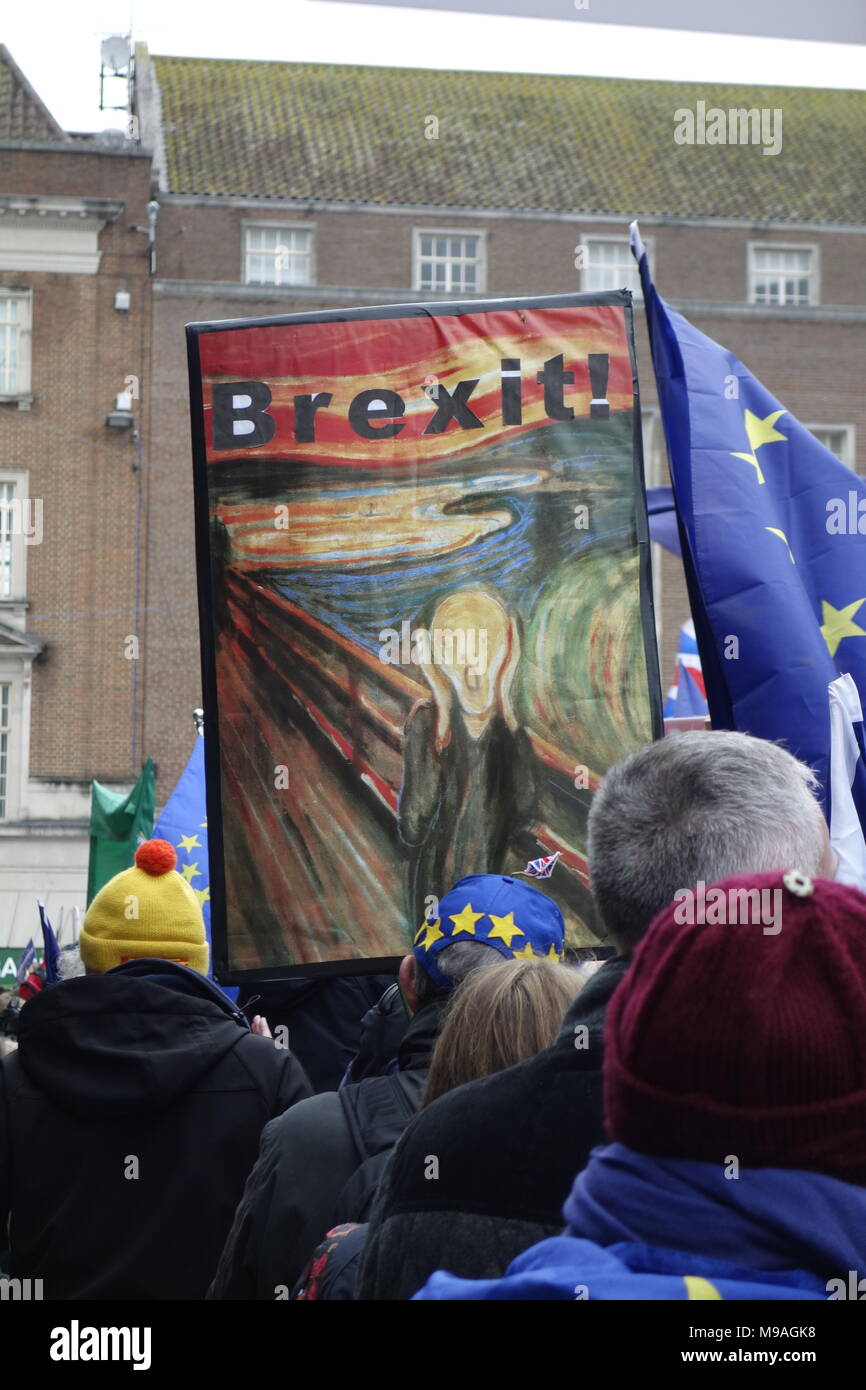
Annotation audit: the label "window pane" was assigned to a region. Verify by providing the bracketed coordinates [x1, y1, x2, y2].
[583, 241, 642, 297]
[0, 304, 20, 394]
[0, 483, 14, 598]
[245, 228, 312, 284]
[751, 247, 814, 305]
[415, 231, 483, 292]
[812, 428, 848, 462]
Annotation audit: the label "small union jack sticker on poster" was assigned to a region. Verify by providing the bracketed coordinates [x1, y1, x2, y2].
[515, 852, 562, 880]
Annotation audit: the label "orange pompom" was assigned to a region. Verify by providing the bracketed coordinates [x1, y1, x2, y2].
[134, 839, 177, 876]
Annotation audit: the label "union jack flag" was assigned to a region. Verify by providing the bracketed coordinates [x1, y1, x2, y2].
[516, 852, 561, 880]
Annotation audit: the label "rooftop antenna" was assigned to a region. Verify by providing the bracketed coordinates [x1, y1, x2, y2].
[98, 32, 135, 131]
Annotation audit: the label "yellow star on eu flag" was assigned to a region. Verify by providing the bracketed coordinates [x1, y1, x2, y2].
[487, 912, 525, 947]
[178, 833, 201, 854]
[181, 861, 201, 883]
[417, 918, 444, 951]
[513, 942, 537, 960]
[764, 527, 795, 564]
[820, 598, 866, 658]
[449, 903, 485, 936]
[194, 886, 210, 906]
[730, 409, 787, 486]
[546, 943, 562, 961]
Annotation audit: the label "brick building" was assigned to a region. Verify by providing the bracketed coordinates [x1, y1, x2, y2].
[0, 44, 154, 946]
[138, 51, 866, 790]
[1, 42, 864, 948]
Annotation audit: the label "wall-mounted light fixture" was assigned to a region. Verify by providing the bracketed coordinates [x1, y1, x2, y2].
[105, 390, 134, 428]
[115, 290, 131, 311]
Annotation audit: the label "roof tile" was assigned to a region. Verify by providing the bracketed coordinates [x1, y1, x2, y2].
[152, 56, 866, 223]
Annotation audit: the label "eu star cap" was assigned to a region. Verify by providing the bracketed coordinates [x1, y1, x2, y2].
[413, 873, 566, 990]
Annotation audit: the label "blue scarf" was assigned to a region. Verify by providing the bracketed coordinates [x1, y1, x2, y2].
[565, 1144, 866, 1282]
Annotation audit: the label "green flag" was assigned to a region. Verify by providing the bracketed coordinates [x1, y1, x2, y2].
[87, 758, 156, 904]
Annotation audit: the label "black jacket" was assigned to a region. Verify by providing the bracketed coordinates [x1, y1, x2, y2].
[356, 956, 629, 1300]
[208, 996, 445, 1299]
[240, 973, 401, 1093]
[0, 959, 311, 1300]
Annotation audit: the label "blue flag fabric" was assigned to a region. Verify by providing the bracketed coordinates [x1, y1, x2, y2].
[37, 901, 61, 986]
[15, 940, 35, 988]
[631, 223, 866, 837]
[646, 485, 682, 558]
[154, 736, 237, 1000]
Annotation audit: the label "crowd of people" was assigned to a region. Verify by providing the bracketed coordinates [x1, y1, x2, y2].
[1, 728, 864, 1302]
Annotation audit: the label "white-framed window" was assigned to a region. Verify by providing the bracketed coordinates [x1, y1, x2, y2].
[748, 243, 818, 306]
[0, 480, 15, 598]
[0, 681, 9, 819]
[581, 235, 649, 302]
[243, 224, 314, 287]
[413, 230, 485, 294]
[0, 289, 33, 398]
[0, 473, 31, 601]
[806, 423, 856, 470]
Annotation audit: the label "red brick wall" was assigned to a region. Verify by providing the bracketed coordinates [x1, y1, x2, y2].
[0, 148, 153, 781]
[6, 175, 861, 791]
[157, 202, 866, 307]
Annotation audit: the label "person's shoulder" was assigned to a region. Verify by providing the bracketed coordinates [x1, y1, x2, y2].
[231, 1030, 312, 1103]
[396, 1049, 547, 1158]
[234, 1030, 303, 1074]
[263, 1087, 344, 1140]
[255, 1088, 358, 1181]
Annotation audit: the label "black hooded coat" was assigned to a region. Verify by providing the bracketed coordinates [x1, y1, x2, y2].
[0, 959, 310, 1299]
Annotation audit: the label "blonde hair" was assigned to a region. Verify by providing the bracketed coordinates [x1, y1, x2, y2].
[422, 957, 584, 1108]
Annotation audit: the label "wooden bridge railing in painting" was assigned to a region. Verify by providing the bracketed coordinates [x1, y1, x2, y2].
[224, 569, 595, 893]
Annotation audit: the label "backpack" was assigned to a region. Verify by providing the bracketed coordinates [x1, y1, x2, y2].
[334, 1068, 424, 1223]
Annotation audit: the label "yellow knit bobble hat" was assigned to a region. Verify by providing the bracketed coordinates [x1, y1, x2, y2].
[80, 839, 209, 976]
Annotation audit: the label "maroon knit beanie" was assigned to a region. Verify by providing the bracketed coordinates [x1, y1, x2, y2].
[604, 870, 866, 1186]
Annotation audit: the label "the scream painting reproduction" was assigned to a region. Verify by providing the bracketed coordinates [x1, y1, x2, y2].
[188, 293, 662, 980]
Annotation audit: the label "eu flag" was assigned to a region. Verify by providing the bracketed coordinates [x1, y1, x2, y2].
[154, 736, 237, 998]
[631, 223, 866, 870]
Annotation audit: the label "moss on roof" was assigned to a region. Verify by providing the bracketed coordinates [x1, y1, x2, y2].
[151, 55, 865, 223]
[0, 44, 65, 141]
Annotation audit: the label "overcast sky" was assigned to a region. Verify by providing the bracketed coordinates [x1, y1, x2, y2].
[5, 0, 864, 133]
